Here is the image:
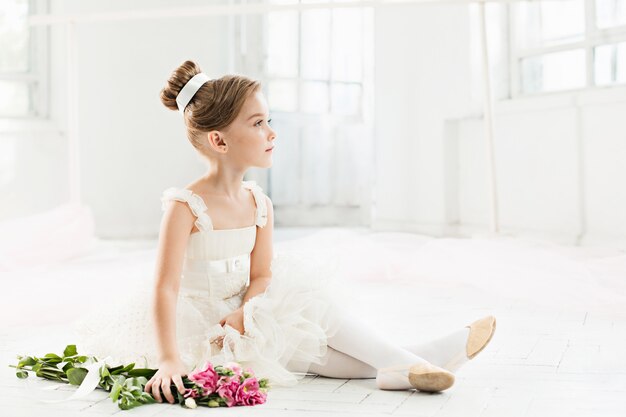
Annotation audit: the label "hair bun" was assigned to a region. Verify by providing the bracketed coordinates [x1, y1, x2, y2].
[160, 60, 202, 111]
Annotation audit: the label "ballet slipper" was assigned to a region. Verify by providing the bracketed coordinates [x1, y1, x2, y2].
[378, 362, 455, 392]
[408, 363, 455, 392]
[465, 315, 496, 359]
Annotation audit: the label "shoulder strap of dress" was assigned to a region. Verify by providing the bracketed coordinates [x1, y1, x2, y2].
[242, 180, 268, 228]
[160, 187, 214, 231]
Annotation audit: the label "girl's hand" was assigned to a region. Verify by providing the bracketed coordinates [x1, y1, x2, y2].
[219, 307, 245, 336]
[144, 358, 188, 404]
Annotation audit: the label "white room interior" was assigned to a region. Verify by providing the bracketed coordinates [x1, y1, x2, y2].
[1, 1, 625, 416]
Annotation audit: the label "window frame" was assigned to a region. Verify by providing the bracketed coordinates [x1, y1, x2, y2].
[261, 1, 368, 123]
[0, 0, 49, 120]
[508, 0, 626, 98]
[246, 0, 374, 219]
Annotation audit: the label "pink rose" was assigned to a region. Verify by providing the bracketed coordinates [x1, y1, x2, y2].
[235, 377, 267, 406]
[244, 389, 267, 406]
[183, 388, 199, 399]
[189, 362, 218, 395]
[216, 379, 240, 407]
[223, 361, 243, 377]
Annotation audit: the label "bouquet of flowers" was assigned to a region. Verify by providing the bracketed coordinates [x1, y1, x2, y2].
[181, 361, 268, 408]
[11, 344, 269, 410]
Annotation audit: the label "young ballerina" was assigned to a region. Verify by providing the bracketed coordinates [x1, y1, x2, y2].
[74, 60, 496, 404]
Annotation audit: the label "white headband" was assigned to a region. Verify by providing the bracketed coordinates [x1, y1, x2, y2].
[176, 73, 211, 114]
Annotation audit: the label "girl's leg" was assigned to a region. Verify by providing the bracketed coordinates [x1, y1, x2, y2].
[403, 327, 471, 373]
[307, 346, 377, 379]
[305, 327, 471, 379]
[323, 309, 433, 390]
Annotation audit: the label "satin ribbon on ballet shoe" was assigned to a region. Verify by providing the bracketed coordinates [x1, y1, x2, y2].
[465, 315, 496, 359]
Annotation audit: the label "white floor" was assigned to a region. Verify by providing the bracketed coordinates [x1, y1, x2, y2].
[2, 227, 626, 416]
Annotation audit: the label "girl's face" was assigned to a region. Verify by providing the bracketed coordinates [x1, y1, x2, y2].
[219, 90, 276, 169]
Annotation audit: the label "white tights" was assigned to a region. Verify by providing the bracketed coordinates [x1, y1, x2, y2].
[291, 310, 470, 390]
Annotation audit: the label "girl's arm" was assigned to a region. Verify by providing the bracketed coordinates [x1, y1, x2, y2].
[144, 199, 195, 404]
[242, 195, 274, 305]
[151, 200, 195, 362]
[216, 195, 273, 340]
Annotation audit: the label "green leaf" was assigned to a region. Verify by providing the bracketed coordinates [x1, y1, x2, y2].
[37, 369, 64, 381]
[42, 354, 62, 365]
[119, 398, 140, 411]
[141, 392, 156, 404]
[17, 356, 36, 368]
[44, 353, 61, 358]
[67, 368, 88, 386]
[126, 368, 156, 378]
[16, 370, 29, 379]
[37, 366, 64, 377]
[117, 363, 135, 374]
[125, 377, 145, 389]
[99, 366, 111, 379]
[108, 365, 124, 374]
[62, 362, 74, 373]
[110, 377, 125, 401]
[63, 345, 77, 358]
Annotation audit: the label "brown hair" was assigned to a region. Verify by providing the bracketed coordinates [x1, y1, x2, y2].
[160, 60, 261, 155]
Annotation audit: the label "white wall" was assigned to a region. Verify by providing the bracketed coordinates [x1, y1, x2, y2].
[372, 3, 626, 247]
[372, 3, 475, 234]
[0, 1, 234, 238]
[3, 1, 625, 246]
[457, 88, 626, 246]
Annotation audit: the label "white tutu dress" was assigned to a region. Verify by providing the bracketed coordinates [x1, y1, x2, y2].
[73, 180, 344, 387]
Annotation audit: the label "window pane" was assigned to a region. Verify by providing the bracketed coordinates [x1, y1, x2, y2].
[515, 0, 584, 49]
[0, 0, 29, 72]
[594, 42, 626, 86]
[331, 83, 361, 115]
[267, 118, 301, 205]
[0, 137, 17, 186]
[331, 8, 363, 82]
[268, 79, 297, 112]
[301, 81, 328, 113]
[267, 11, 299, 77]
[596, 0, 626, 28]
[301, 9, 330, 80]
[301, 123, 332, 205]
[520, 49, 586, 93]
[0, 81, 30, 116]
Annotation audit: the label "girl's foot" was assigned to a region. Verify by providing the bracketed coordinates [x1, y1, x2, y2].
[465, 315, 496, 359]
[408, 362, 455, 392]
[402, 315, 497, 373]
[376, 362, 455, 392]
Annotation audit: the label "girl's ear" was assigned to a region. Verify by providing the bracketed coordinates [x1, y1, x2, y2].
[207, 131, 228, 153]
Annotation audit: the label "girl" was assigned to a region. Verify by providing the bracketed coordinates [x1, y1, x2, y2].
[74, 60, 496, 404]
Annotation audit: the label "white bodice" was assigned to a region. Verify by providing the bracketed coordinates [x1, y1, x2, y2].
[76, 179, 339, 386]
[160, 180, 268, 302]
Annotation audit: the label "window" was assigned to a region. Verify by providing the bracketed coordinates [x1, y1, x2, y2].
[0, 0, 48, 118]
[511, 0, 626, 96]
[264, 0, 366, 117]
[260, 0, 374, 219]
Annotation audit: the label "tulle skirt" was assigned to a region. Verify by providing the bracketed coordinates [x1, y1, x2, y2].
[72, 248, 345, 387]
